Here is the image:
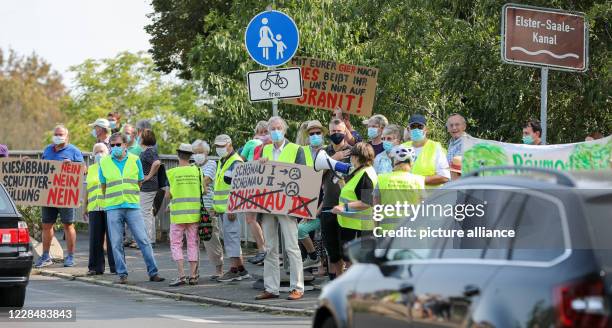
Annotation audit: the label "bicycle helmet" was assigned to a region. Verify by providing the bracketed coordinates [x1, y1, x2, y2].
[390, 145, 415, 164]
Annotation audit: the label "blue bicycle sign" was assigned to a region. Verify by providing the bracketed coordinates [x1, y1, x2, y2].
[245, 10, 299, 67]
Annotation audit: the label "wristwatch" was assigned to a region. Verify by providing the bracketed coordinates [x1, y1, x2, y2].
[344, 203, 350, 212]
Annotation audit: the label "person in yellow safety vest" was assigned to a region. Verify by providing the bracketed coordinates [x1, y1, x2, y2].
[255, 116, 307, 302]
[211, 134, 250, 283]
[166, 143, 204, 287]
[373, 145, 425, 232]
[296, 120, 327, 271]
[331, 142, 378, 268]
[99, 132, 165, 285]
[83, 143, 116, 276]
[402, 114, 450, 188]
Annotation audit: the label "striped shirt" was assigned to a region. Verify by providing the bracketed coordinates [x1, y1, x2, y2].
[200, 160, 217, 210]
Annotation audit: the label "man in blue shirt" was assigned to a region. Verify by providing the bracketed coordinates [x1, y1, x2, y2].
[99, 133, 164, 284]
[35, 125, 84, 268]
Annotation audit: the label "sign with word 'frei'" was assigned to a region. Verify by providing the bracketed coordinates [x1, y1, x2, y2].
[287, 56, 379, 116]
[502, 3, 588, 71]
[245, 10, 299, 67]
[247, 67, 303, 102]
[461, 135, 612, 174]
[227, 161, 322, 220]
[0, 159, 84, 208]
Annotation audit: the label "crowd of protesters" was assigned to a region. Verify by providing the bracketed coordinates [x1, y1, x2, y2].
[14, 109, 606, 301]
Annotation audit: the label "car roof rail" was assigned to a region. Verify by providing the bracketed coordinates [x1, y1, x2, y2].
[464, 166, 576, 187]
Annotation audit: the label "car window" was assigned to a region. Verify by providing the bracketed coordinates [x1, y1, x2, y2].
[510, 194, 565, 262]
[0, 187, 13, 214]
[483, 192, 527, 260]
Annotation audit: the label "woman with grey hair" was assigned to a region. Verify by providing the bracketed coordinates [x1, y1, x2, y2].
[373, 124, 402, 174]
[191, 139, 225, 280]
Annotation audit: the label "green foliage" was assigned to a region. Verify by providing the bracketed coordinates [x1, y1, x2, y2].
[0, 49, 66, 149]
[62, 52, 208, 154]
[147, 0, 610, 148]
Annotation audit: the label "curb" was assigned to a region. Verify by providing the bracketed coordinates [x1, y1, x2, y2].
[33, 269, 315, 316]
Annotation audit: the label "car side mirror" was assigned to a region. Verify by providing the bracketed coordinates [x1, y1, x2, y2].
[345, 236, 384, 264]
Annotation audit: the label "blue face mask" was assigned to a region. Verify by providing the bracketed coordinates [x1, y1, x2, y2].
[383, 140, 394, 152]
[94, 154, 102, 163]
[410, 129, 425, 142]
[522, 135, 534, 145]
[271, 130, 284, 142]
[367, 127, 379, 139]
[111, 146, 123, 158]
[309, 134, 323, 147]
[126, 135, 132, 143]
[109, 121, 117, 129]
[91, 129, 97, 138]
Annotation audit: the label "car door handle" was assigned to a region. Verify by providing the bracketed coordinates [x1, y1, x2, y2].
[463, 284, 480, 297]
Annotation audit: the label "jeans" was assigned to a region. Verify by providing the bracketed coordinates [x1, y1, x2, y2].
[106, 208, 159, 278]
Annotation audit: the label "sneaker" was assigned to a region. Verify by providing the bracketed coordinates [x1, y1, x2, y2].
[238, 270, 250, 280]
[287, 289, 304, 300]
[34, 255, 53, 268]
[217, 270, 242, 282]
[208, 275, 221, 282]
[63, 254, 75, 267]
[303, 256, 321, 270]
[248, 251, 266, 265]
[149, 274, 165, 282]
[255, 291, 279, 300]
[115, 276, 128, 284]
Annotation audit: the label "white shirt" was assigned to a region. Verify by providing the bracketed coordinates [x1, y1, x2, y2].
[272, 140, 287, 161]
[414, 142, 451, 179]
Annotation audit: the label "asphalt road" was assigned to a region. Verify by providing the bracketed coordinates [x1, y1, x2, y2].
[1, 275, 311, 328]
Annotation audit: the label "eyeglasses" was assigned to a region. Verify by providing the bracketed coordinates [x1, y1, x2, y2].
[309, 131, 322, 136]
[110, 143, 123, 147]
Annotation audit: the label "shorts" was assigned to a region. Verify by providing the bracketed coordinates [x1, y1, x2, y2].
[298, 218, 321, 240]
[41, 207, 76, 224]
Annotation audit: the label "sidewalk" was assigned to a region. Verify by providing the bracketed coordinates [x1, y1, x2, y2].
[32, 232, 324, 315]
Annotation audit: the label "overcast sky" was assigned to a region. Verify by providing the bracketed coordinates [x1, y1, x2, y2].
[0, 0, 153, 86]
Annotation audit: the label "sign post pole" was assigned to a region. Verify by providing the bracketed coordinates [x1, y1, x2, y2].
[540, 67, 548, 145]
[272, 97, 279, 117]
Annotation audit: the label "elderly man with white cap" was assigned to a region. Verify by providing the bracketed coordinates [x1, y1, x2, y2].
[89, 118, 112, 151]
[211, 134, 250, 282]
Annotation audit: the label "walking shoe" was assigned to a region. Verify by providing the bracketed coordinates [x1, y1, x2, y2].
[217, 270, 242, 282]
[149, 274, 165, 282]
[169, 276, 186, 287]
[287, 289, 304, 300]
[208, 275, 221, 282]
[255, 291, 279, 300]
[34, 254, 53, 268]
[115, 276, 128, 284]
[238, 270, 250, 280]
[128, 241, 139, 249]
[248, 251, 266, 265]
[63, 254, 75, 267]
[303, 256, 321, 270]
[86, 270, 102, 276]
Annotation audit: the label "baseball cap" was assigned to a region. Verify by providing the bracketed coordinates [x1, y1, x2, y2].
[214, 134, 232, 146]
[177, 143, 193, 154]
[88, 118, 111, 130]
[408, 114, 427, 126]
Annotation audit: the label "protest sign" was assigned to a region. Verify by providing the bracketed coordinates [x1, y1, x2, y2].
[0, 158, 84, 208]
[286, 56, 378, 116]
[227, 161, 322, 220]
[462, 135, 612, 174]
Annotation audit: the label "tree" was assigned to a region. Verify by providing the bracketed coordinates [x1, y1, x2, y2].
[0, 49, 66, 150]
[63, 51, 207, 154]
[147, 0, 611, 147]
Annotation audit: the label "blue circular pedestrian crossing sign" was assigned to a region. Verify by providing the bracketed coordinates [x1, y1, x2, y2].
[245, 10, 299, 67]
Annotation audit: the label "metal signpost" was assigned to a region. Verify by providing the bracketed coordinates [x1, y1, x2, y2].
[245, 9, 300, 116]
[501, 3, 588, 144]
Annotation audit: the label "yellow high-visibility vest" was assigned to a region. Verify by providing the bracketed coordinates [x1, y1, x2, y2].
[302, 145, 322, 167]
[212, 152, 243, 213]
[402, 140, 446, 188]
[86, 163, 104, 212]
[338, 166, 378, 231]
[376, 170, 424, 230]
[167, 165, 202, 224]
[262, 142, 300, 163]
[99, 154, 140, 208]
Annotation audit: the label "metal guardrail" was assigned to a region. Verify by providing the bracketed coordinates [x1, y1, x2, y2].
[6, 150, 254, 244]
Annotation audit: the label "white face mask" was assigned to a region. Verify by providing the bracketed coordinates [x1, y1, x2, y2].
[193, 153, 207, 165]
[52, 136, 66, 145]
[216, 147, 228, 158]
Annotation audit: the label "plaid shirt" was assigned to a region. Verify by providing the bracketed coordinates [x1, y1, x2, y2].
[447, 133, 468, 164]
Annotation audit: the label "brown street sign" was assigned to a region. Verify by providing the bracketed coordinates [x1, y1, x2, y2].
[502, 4, 588, 72]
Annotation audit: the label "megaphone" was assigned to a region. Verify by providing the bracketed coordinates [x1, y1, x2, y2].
[314, 149, 352, 174]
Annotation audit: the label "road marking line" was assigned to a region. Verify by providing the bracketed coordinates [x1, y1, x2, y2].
[159, 314, 221, 323]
